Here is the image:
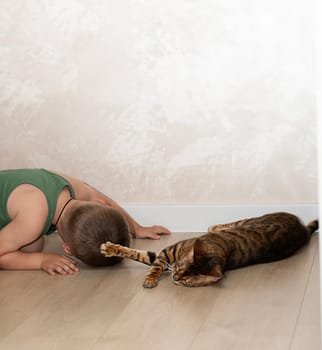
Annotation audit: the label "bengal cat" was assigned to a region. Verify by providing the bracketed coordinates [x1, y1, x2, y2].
[100, 212, 318, 288]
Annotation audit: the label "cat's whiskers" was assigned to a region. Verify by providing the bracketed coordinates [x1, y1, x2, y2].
[165, 262, 173, 271]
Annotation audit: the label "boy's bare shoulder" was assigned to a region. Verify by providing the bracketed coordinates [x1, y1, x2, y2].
[7, 183, 48, 219]
[48, 170, 95, 201]
[2, 186, 48, 251]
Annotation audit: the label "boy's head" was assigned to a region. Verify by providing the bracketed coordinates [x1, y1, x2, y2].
[58, 201, 130, 266]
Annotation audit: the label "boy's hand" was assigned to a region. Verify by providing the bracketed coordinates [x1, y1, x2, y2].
[41, 254, 79, 276]
[133, 225, 171, 240]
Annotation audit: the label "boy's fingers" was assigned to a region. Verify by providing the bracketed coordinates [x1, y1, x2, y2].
[152, 225, 171, 235]
[149, 233, 160, 240]
[63, 263, 79, 273]
[49, 258, 79, 275]
[62, 256, 77, 264]
[47, 268, 56, 276]
[55, 266, 67, 275]
[58, 262, 79, 274]
[61, 257, 79, 272]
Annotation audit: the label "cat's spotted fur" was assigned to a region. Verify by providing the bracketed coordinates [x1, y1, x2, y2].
[100, 212, 318, 288]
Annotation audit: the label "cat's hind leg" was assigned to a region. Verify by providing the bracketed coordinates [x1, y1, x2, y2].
[208, 218, 246, 233]
[208, 223, 234, 233]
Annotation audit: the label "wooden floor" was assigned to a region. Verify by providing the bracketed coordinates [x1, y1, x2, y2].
[0, 232, 320, 350]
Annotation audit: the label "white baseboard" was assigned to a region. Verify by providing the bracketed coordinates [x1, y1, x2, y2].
[123, 204, 319, 232]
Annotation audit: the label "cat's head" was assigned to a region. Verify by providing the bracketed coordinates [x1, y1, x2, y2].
[171, 239, 196, 282]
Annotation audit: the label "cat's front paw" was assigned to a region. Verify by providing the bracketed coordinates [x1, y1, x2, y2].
[100, 242, 118, 257]
[143, 276, 158, 288]
[176, 276, 196, 287]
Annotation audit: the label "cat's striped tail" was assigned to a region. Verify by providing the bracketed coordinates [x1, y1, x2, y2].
[306, 220, 319, 234]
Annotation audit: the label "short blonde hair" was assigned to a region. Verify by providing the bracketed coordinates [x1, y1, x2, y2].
[62, 203, 130, 266]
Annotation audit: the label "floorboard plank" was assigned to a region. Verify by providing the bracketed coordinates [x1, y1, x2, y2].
[290, 242, 320, 350]
[0, 232, 319, 350]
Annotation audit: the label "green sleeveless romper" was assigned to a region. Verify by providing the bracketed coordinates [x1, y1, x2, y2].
[0, 169, 75, 235]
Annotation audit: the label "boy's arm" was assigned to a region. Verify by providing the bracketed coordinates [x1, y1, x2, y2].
[73, 177, 171, 239]
[53, 170, 171, 239]
[90, 192, 171, 239]
[0, 189, 50, 256]
[0, 210, 78, 275]
[0, 250, 79, 275]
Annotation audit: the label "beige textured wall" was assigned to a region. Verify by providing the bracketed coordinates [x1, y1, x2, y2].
[0, 1, 317, 204]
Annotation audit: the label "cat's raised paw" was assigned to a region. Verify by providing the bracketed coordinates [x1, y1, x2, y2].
[100, 242, 117, 257]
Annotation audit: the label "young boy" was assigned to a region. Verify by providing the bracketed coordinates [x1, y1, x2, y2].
[0, 168, 170, 276]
